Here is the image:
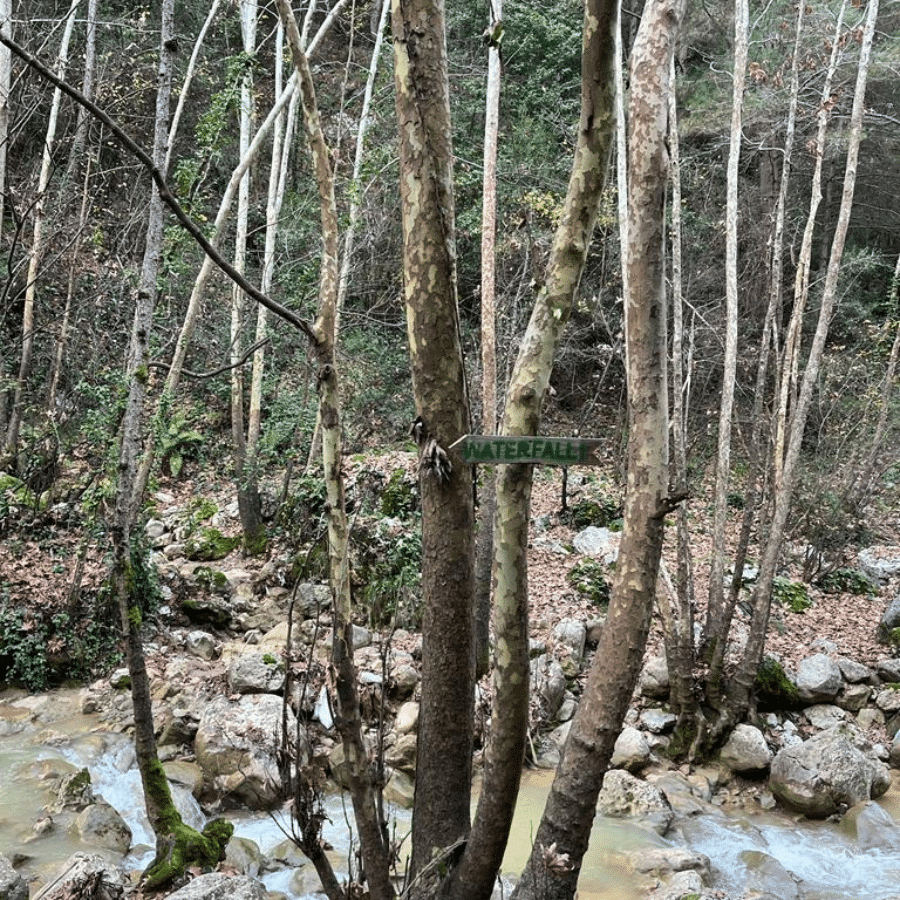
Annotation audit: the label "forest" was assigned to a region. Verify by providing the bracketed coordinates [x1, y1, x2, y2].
[1, 0, 900, 898]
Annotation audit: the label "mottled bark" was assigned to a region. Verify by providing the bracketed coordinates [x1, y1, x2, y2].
[447, 3, 618, 900]
[392, 0, 475, 881]
[511, 3, 684, 898]
[277, 1, 395, 897]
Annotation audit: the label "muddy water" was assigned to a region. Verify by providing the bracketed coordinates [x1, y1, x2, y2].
[7, 687, 900, 900]
[0, 688, 647, 897]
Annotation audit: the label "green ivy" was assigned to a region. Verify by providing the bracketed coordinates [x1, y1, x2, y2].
[772, 577, 812, 614]
[567, 558, 611, 608]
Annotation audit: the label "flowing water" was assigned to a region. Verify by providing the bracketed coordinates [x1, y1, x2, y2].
[4, 687, 900, 900]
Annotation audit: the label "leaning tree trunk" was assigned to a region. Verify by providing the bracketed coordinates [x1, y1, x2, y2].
[276, 2, 395, 897]
[728, 0, 880, 722]
[446, 3, 618, 899]
[110, 0, 234, 886]
[511, 3, 685, 898]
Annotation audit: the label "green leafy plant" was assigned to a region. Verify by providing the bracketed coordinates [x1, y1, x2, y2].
[379, 469, 418, 518]
[566, 558, 612, 608]
[772, 577, 812, 613]
[354, 523, 423, 629]
[816, 567, 877, 596]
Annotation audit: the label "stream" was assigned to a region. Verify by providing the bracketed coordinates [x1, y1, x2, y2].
[3, 687, 900, 900]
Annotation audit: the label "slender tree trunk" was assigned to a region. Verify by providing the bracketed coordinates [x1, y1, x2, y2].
[277, 3, 395, 897]
[703, 0, 807, 718]
[4, 0, 79, 462]
[729, 0, 879, 720]
[512, 4, 684, 898]
[391, 0, 475, 881]
[110, 0, 233, 886]
[705, 0, 746, 644]
[231, 0, 267, 554]
[474, 0, 503, 682]
[448, 3, 618, 899]
[663, 52, 695, 736]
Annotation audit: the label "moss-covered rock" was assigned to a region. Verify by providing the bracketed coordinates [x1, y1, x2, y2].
[185, 527, 241, 562]
[755, 655, 802, 711]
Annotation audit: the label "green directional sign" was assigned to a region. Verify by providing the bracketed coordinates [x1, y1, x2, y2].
[455, 435, 603, 466]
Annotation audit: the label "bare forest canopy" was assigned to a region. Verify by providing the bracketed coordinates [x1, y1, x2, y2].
[0, 0, 897, 478]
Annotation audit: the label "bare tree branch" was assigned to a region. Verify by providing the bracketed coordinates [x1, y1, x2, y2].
[0, 24, 319, 344]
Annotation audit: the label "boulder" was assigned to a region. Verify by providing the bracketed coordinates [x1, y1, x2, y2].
[875, 686, 900, 714]
[769, 724, 890, 818]
[0, 854, 27, 900]
[803, 704, 845, 730]
[878, 597, 900, 644]
[384, 769, 415, 809]
[640, 708, 676, 734]
[859, 546, 900, 583]
[553, 618, 587, 671]
[395, 701, 419, 735]
[834, 656, 874, 684]
[73, 800, 132, 853]
[186, 631, 218, 661]
[611, 726, 651, 772]
[877, 658, 900, 682]
[32, 854, 126, 900]
[194, 694, 304, 809]
[720, 724, 773, 775]
[572, 526, 619, 564]
[597, 769, 674, 836]
[794, 653, 842, 703]
[639, 655, 670, 700]
[531, 656, 566, 720]
[836, 684, 871, 712]
[385, 733, 417, 774]
[224, 836, 263, 878]
[227, 652, 285, 694]
[164, 874, 266, 900]
[738, 850, 800, 900]
[626, 847, 710, 879]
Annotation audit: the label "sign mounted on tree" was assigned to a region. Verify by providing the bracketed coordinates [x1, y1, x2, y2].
[453, 435, 603, 466]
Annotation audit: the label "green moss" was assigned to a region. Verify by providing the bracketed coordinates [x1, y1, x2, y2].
[189, 498, 218, 523]
[243, 523, 268, 557]
[890, 629, 900, 651]
[128, 605, 142, 628]
[195, 566, 228, 591]
[185, 527, 241, 561]
[141, 758, 233, 889]
[262, 653, 277, 665]
[754, 655, 801, 710]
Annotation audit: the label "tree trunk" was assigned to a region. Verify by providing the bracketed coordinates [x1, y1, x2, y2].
[511, 3, 684, 897]
[662, 52, 695, 738]
[473, 0, 502, 682]
[703, 0, 807, 721]
[447, 3, 618, 899]
[276, 3, 395, 897]
[704, 0, 746, 650]
[4, 0, 79, 463]
[230, 0, 267, 555]
[391, 0, 475, 880]
[729, 0, 879, 720]
[110, 0, 234, 886]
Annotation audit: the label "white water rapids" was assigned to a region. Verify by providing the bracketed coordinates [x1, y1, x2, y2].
[4, 689, 900, 900]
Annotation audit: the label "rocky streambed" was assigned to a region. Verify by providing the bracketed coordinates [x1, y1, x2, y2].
[5, 490, 900, 900]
